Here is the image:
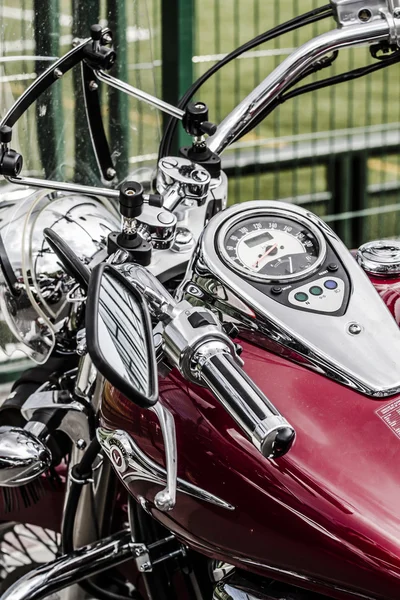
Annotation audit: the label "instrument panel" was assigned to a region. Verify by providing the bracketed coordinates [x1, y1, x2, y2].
[217, 206, 349, 316]
[182, 200, 400, 397]
[220, 211, 325, 282]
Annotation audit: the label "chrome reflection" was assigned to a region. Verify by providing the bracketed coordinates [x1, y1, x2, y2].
[0, 426, 52, 487]
[0, 190, 119, 362]
[97, 271, 151, 396]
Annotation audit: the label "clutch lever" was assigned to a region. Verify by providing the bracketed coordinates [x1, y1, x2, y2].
[151, 403, 177, 511]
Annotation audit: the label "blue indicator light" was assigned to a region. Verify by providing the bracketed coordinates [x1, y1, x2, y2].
[324, 280, 338, 290]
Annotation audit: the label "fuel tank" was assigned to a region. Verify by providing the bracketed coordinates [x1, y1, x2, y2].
[100, 281, 400, 600]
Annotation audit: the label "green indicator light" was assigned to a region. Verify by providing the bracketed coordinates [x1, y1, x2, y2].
[294, 292, 308, 302]
[310, 286, 323, 296]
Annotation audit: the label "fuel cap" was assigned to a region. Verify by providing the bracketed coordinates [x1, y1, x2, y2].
[357, 240, 400, 276]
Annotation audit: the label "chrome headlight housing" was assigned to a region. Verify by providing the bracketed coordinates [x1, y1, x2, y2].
[0, 188, 119, 363]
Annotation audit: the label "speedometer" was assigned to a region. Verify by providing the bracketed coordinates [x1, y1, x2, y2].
[218, 209, 326, 282]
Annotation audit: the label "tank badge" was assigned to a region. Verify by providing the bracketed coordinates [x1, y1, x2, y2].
[97, 428, 235, 511]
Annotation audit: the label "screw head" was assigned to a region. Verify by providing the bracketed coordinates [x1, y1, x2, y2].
[54, 68, 63, 79]
[358, 8, 372, 22]
[191, 169, 209, 183]
[106, 167, 116, 179]
[76, 439, 87, 450]
[89, 80, 98, 92]
[348, 322, 362, 335]
[102, 32, 112, 44]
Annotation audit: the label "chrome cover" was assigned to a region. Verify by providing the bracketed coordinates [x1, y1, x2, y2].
[180, 201, 400, 397]
[357, 239, 400, 276]
[0, 426, 52, 487]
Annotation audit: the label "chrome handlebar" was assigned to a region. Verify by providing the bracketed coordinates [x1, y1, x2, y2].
[120, 265, 295, 460]
[199, 350, 295, 458]
[208, 12, 394, 155]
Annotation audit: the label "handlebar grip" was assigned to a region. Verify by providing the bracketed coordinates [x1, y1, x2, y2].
[199, 352, 295, 459]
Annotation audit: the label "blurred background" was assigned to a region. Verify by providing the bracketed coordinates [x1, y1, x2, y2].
[1, 0, 400, 379]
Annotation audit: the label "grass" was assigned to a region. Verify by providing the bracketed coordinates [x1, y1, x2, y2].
[1, 0, 400, 244]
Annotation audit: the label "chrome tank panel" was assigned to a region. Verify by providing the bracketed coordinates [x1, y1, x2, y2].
[178, 200, 400, 397]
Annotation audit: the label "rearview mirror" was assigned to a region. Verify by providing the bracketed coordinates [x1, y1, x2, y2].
[86, 263, 158, 408]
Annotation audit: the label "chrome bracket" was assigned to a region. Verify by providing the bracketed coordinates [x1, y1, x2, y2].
[21, 389, 91, 447]
[131, 536, 186, 573]
[331, 0, 400, 45]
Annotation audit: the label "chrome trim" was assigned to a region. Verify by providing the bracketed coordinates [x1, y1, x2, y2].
[0, 530, 134, 600]
[97, 427, 235, 510]
[217, 206, 327, 283]
[208, 20, 390, 155]
[357, 239, 400, 276]
[182, 200, 400, 397]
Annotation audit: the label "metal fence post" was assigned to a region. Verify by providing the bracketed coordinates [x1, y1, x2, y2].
[72, 0, 100, 184]
[327, 155, 353, 247]
[107, 0, 129, 181]
[34, 0, 63, 179]
[161, 0, 194, 152]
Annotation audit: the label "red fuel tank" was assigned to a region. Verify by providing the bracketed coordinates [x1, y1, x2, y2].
[100, 325, 400, 600]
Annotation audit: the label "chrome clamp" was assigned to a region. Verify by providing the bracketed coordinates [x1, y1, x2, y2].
[331, 0, 400, 45]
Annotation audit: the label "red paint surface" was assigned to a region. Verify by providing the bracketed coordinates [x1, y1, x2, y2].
[370, 275, 400, 326]
[12, 272, 400, 599]
[101, 274, 400, 600]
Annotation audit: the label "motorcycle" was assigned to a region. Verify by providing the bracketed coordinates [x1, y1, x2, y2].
[1, 1, 400, 598]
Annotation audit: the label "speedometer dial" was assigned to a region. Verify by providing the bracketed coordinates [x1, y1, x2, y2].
[219, 210, 326, 282]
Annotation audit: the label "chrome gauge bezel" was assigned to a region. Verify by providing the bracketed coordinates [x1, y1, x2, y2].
[217, 207, 327, 283]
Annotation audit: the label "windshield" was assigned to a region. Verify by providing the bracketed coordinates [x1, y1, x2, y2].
[0, 2, 160, 362]
[0, 1, 161, 190]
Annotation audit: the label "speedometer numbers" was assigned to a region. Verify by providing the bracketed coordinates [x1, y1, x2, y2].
[223, 215, 321, 282]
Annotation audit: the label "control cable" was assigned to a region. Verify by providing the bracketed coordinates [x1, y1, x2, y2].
[158, 4, 333, 159]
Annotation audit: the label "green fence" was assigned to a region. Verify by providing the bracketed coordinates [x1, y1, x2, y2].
[1, 0, 400, 373]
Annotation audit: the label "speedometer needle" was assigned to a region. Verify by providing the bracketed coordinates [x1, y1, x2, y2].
[253, 243, 278, 268]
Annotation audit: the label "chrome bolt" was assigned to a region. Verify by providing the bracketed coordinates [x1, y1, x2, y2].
[348, 323, 362, 335]
[76, 439, 87, 450]
[102, 33, 112, 44]
[139, 562, 152, 572]
[134, 546, 145, 557]
[358, 8, 372, 22]
[191, 169, 209, 183]
[106, 167, 116, 179]
[89, 80, 98, 92]
[54, 68, 63, 79]
[195, 102, 205, 109]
